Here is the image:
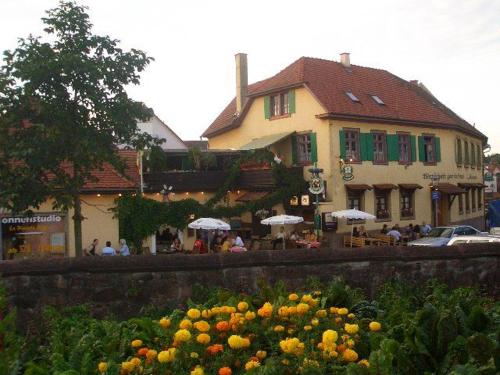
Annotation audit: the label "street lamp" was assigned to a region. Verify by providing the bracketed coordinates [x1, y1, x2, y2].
[430, 175, 440, 226]
[308, 163, 324, 239]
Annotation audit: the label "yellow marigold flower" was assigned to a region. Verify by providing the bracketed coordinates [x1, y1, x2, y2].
[344, 323, 359, 335]
[313, 290, 322, 297]
[287, 306, 297, 315]
[146, 349, 157, 360]
[98, 362, 108, 373]
[315, 309, 327, 318]
[342, 348, 359, 362]
[303, 358, 320, 367]
[280, 337, 305, 355]
[322, 330, 338, 345]
[329, 350, 339, 358]
[228, 335, 250, 349]
[190, 352, 199, 359]
[330, 307, 339, 314]
[358, 359, 370, 367]
[347, 339, 355, 348]
[256, 350, 267, 360]
[193, 320, 210, 332]
[308, 298, 319, 307]
[191, 365, 205, 375]
[369, 321, 382, 332]
[287, 328, 295, 335]
[278, 306, 289, 317]
[335, 317, 343, 323]
[304, 325, 313, 331]
[121, 361, 135, 372]
[296, 303, 310, 315]
[257, 302, 273, 318]
[301, 294, 312, 303]
[288, 293, 299, 301]
[282, 359, 290, 365]
[179, 319, 193, 330]
[187, 308, 201, 320]
[157, 348, 177, 363]
[245, 360, 260, 371]
[174, 329, 192, 342]
[347, 313, 355, 319]
[311, 318, 319, 326]
[245, 311, 256, 321]
[237, 301, 249, 312]
[196, 333, 211, 345]
[211, 307, 221, 315]
[338, 308, 349, 315]
[201, 309, 212, 318]
[273, 325, 285, 332]
[131, 339, 143, 348]
[159, 317, 171, 329]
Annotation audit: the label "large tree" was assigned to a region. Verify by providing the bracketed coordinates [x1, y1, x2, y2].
[0, 1, 155, 256]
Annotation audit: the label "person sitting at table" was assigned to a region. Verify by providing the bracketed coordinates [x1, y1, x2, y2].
[272, 226, 286, 249]
[305, 229, 317, 242]
[413, 224, 421, 237]
[380, 224, 388, 234]
[406, 224, 417, 241]
[387, 226, 401, 243]
[290, 230, 300, 241]
[221, 236, 233, 252]
[352, 226, 360, 237]
[234, 232, 245, 248]
[359, 225, 368, 237]
[169, 238, 182, 253]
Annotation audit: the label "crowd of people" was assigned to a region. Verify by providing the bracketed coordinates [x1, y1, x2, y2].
[84, 239, 130, 256]
[352, 221, 433, 244]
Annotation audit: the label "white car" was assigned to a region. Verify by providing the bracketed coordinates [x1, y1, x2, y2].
[447, 235, 500, 246]
[407, 225, 484, 247]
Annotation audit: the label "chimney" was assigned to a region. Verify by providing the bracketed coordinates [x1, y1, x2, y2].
[235, 53, 248, 114]
[340, 52, 350, 68]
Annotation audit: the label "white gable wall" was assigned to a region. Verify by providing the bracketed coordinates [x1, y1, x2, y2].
[137, 115, 187, 150]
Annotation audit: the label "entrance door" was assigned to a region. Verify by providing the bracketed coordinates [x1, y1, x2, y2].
[439, 194, 450, 226]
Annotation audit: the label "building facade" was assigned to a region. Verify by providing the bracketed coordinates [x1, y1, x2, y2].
[203, 53, 487, 233]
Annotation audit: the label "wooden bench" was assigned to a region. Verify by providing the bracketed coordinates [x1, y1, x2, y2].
[373, 234, 396, 245]
[343, 236, 366, 247]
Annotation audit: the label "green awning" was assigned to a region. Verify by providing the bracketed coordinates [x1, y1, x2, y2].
[239, 131, 295, 151]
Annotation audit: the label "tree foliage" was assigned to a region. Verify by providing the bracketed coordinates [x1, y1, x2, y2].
[0, 1, 155, 255]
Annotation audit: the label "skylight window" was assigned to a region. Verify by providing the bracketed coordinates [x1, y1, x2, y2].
[345, 91, 360, 102]
[371, 95, 385, 105]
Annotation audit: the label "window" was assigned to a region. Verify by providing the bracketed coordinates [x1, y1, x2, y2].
[456, 138, 462, 165]
[400, 189, 414, 218]
[471, 143, 476, 168]
[345, 129, 360, 162]
[464, 141, 469, 166]
[471, 188, 476, 211]
[478, 188, 482, 209]
[296, 133, 312, 164]
[371, 95, 384, 105]
[476, 145, 481, 168]
[345, 91, 360, 102]
[347, 191, 363, 210]
[458, 194, 464, 215]
[398, 134, 411, 163]
[423, 136, 435, 163]
[465, 189, 470, 213]
[270, 92, 289, 117]
[375, 190, 390, 220]
[372, 132, 387, 164]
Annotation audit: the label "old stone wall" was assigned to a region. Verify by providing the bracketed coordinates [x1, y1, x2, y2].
[0, 244, 498, 324]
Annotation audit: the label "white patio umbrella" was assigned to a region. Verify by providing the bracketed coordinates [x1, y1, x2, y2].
[331, 209, 376, 248]
[260, 215, 304, 250]
[188, 218, 231, 230]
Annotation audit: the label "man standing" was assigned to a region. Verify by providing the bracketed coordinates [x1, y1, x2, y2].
[421, 221, 432, 235]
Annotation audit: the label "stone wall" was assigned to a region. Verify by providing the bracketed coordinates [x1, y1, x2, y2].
[1, 244, 498, 324]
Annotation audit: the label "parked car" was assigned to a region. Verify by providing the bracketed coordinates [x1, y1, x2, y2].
[407, 225, 483, 247]
[447, 235, 500, 245]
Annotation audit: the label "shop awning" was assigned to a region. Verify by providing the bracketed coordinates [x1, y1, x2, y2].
[345, 184, 372, 191]
[236, 191, 269, 202]
[373, 184, 398, 190]
[398, 183, 423, 190]
[434, 183, 466, 195]
[458, 182, 487, 189]
[239, 131, 295, 151]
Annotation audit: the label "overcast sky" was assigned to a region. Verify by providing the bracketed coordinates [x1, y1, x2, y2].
[1, 0, 499, 153]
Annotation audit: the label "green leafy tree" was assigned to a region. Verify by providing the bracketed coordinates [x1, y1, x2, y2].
[0, 1, 155, 256]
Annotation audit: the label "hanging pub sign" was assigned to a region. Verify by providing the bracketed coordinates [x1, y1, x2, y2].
[308, 176, 325, 195]
[341, 165, 354, 181]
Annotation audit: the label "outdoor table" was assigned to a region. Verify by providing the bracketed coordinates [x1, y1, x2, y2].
[364, 237, 383, 246]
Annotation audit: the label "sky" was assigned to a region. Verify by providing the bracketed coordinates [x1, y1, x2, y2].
[1, 0, 499, 153]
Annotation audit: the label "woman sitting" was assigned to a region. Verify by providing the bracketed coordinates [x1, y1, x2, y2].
[221, 236, 233, 253]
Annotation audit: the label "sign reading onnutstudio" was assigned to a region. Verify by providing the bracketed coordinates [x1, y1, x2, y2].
[422, 173, 479, 181]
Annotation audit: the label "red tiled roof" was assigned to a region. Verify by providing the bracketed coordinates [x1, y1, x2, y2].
[202, 57, 487, 141]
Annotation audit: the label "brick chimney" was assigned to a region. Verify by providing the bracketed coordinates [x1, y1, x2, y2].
[235, 53, 248, 114]
[340, 52, 351, 68]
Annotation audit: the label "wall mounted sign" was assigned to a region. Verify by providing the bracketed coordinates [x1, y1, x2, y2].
[341, 165, 354, 181]
[289, 196, 299, 206]
[308, 176, 325, 195]
[422, 173, 478, 181]
[301, 195, 310, 206]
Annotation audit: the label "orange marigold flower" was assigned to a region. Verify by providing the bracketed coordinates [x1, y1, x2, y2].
[216, 321, 230, 332]
[218, 367, 232, 375]
[137, 347, 149, 357]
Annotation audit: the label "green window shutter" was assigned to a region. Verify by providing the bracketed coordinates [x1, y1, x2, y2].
[310, 133, 318, 163]
[360, 133, 373, 161]
[410, 135, 417, 162]
[291, 135, 297, 165]
[418, 136, 425, 162]
[264, 96, 271, 119]
[387, 134, 399, 161]
[339, 130, 346, 160]
[435, 137, 441, 162]
[288, 90, 296, 113]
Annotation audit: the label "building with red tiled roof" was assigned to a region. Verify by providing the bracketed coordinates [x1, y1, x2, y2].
[203, 53, 488, 235]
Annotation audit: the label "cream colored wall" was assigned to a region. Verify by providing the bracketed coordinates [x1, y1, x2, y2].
[324, 120, 484, 232]
[208, 87, 332, 183]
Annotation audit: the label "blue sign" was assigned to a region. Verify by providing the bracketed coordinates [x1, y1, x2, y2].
[432, 191, 441, 201]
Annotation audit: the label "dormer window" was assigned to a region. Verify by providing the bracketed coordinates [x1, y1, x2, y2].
[270, 92, 289, 117]
[371, 95, 384, 105]
[345, 91, 360, 102]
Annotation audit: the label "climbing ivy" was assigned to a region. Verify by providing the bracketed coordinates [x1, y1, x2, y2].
[113, 150, 305, 247]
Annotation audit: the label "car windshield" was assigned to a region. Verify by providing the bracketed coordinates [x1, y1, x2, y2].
[427, 227, 454, 238]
